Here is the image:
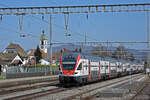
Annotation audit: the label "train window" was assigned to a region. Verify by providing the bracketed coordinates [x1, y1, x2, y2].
[77, 63, 82, 70]
[105, 65, 108, 69]
[84, 65, 88, 70]
[62, 61, 76, 70]
[101, 65, 104, 69]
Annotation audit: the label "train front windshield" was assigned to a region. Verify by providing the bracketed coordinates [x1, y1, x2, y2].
[62, 53, 78, 70]
[62, 62, 76, 70]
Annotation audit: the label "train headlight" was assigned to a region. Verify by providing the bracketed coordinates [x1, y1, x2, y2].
[74, 72, 78, 75]
[59, 72, 63, 74]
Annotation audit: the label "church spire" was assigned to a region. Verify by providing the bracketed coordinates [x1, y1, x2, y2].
[39, 29, 47, 53]
[40, 29, 47, 40]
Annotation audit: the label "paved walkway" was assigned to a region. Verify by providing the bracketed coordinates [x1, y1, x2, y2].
[0, 75, 58, 88]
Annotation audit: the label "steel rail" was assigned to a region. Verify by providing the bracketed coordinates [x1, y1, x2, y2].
[130, 77, 150, 100]
[0, 80, 59, 96]
[62, 74, 143, 100]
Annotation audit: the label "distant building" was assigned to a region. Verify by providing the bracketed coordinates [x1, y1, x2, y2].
[52, 48, 70, 64]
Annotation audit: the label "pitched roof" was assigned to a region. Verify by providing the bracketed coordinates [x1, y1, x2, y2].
[6, 43, 27, 57]
[28, 49, 48, 57]
[0, 53, 18, 65]
[0, 53, 17, 61]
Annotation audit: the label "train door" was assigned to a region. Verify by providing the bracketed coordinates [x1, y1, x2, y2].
[80, 61, 85, 75]
[110, 62, 116, 78]
[84, 60, 88, 76]
[108, 61, 111, 78]
[100, 61, 105, 80]
[105, 61, 109, 78]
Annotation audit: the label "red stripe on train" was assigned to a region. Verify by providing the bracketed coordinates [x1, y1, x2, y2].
[99, 61, 101, 80]
[88, 60, 91, 81]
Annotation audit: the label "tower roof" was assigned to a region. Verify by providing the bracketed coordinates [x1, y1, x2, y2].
[40, 30, 47, 40]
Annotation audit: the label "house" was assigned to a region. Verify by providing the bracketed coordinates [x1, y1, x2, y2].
[0, 52, 23, 72]
[3, 42, 28, 65]
[0, 43, 28, 69]
[0, 53, 23, 66]
[27, 49, 49, 65]
[40, 58, 50, 65]
[27, 49, 48, 58]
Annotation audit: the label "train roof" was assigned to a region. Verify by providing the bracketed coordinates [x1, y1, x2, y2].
[62, 52, 143, 64]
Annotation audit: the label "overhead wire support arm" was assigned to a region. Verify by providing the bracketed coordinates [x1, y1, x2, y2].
[52, 41, 148, 45]
[18, 15, 26, 37]
[0, 3, 150, 15]
[64, 13, 71, 36]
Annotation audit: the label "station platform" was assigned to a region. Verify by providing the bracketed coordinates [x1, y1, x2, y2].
[0, 75, 58, 88]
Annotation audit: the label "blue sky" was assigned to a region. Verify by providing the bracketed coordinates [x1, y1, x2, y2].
[0, 0, 149, 51]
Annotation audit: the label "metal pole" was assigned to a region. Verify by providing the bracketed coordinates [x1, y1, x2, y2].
[50, 15, 52, 65]
[146, 11, 150, 75]
[85, 33, 87, 44]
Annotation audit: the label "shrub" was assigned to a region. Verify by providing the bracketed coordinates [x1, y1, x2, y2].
[36, 64, 59, 67]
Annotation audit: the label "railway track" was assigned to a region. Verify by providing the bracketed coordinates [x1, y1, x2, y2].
[1, 84, 76, 100]
[62, 74, 144, 100]
[0, 80, 58, 95]
[0, 79, 59, 100]
[130, 76, 150, 100]
[0, 73, 145, 100]
[35, 73, 144, 100]
[0, 76, 58, 88]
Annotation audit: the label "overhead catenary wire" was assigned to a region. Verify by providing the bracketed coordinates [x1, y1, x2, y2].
[31, 15, 99, 42]
[30, 15, 78, 42]
[0, 3, 10, 8]
[0, 3, 148, 48]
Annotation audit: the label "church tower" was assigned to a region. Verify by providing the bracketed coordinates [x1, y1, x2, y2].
[40, 30, 47, 53]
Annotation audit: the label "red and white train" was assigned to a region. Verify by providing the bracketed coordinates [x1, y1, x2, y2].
[59, 53, 144, 85]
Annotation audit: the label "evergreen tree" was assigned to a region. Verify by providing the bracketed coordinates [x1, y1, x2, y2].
[75, 48, 78, 52]
[79, 48, 82, 53]
[34, 45, 42, 64]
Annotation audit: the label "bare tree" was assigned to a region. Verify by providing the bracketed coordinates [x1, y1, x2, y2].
[91, 45, 109, 57]
[112, 45, 128, 60]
